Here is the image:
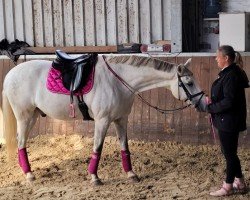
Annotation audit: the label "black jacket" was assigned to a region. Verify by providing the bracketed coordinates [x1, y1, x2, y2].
[207, 63, 249, 132]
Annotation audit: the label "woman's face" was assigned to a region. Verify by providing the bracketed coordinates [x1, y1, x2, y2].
[215, 51, 229, 69]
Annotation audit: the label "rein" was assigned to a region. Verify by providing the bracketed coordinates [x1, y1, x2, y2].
[102, 55, 203, 114]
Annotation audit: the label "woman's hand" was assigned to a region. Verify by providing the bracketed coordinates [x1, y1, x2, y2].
[205, 96, 211, 104]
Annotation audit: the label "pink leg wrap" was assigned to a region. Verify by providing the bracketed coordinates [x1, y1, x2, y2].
[88, 152, 101, 174]
[121, 150, 132, 172]
[18, 148, 31, 174]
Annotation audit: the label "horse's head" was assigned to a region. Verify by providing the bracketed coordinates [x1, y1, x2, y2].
[170, 58, 207, 112]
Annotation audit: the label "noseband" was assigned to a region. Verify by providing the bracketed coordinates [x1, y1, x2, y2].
[178, 74, 205, 108]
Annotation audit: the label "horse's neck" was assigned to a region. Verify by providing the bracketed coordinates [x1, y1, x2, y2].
[103, 58, 177, 93]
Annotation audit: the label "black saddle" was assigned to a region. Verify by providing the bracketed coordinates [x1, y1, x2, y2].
[52, 50, 97, 120]
[55, 50, 90, 62]
[52, 50, 97, 92]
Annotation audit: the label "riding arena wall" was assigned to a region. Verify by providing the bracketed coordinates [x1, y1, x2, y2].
[0, 53, 249, 148]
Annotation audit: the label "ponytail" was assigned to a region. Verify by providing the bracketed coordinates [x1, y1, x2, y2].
[218, 45, 244, 68]
[235, 51, 244, 69]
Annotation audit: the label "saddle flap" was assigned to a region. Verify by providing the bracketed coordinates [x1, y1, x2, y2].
[71, 62, 86, 92]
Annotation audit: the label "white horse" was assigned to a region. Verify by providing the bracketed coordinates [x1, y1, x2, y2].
[2, 54, 207, 185]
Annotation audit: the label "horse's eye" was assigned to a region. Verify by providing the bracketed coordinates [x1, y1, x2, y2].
[187, 82, 193, 87]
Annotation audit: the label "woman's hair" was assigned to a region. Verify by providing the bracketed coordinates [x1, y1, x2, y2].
[218, 45, 243, 68]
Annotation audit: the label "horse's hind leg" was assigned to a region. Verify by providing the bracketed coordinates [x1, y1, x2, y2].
[114, 117, 140, 183]
[88, 117, 111, 186]
[17, 109, 39, 182]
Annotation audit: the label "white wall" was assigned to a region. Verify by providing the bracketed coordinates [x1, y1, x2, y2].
[0, 0, 182, 49]
[222, 0, 250, 12]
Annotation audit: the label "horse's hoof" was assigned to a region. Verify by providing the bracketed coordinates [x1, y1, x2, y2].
[27, 176, 36, 182]
[26, 172, 36, 182]
[129, 175, 140, 183]
[92, 179, 104, 186]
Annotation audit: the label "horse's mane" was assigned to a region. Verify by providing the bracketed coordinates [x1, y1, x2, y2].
[107, 55, 176, 72]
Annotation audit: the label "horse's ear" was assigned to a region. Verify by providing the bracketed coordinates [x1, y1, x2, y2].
[177, 64, 183, 75]
[184, 58, 192, 68]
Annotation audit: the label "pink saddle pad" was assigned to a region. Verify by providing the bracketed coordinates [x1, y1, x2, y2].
[46, 66, 95, 95]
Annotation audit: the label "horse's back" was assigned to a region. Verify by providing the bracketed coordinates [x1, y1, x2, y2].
[3, 60, 52, 110]
[4, 60, 51, 85]
[4, 60, 51, 83]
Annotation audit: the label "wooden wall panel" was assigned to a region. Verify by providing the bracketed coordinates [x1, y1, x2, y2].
[95, 0, 106, 45]
[23, 0, 34, 46]
[33, 0, 44, 46]
[74, 0, 85, 46]
[43, 0, 54, 47]
[244, 57, 250, 126]
[0, 60, 12, 140]
[53, 0, 64, 46]
[117, 0, 128, 44]
[4, 0, 15, 41]
[84, 0, 96, 46]
[13, 0, 24, 41]
[171, 0, 182, 52]
[139, 0, 151, 44]
[63, 0, 74, 46]
[162, 0, 171, 40]
[151, 0, 163, 42]
[0, 59, 3, 140]
[128, 0, 139, 43]
[0, 0, 5, 39]
[106, 0, 117, 45]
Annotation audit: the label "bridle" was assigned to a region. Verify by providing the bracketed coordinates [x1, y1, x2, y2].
[177, 74, 205, 109]
[102, 55, 205, 114]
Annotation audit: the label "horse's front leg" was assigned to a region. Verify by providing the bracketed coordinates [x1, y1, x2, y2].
[114, 117, 140, 183]
[88, 117, 110, 186]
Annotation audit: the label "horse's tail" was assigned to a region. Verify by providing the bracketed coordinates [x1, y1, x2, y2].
[0, 103, 3, 145]
[2, 90, 17, 159]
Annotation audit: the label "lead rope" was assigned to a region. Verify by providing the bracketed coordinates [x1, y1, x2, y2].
[102, 55, 192, 113]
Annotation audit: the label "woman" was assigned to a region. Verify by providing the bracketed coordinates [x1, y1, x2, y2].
[207, 45, 248, 196]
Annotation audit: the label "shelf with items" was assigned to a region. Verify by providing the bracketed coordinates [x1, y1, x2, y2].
[203, 18, 219, 21]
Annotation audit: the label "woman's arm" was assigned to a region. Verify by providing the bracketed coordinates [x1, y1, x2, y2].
[207, 74, 238, 114]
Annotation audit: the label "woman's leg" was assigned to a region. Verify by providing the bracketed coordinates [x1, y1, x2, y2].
[218, 130, 242, 183]
[210, 130, 240, 196]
